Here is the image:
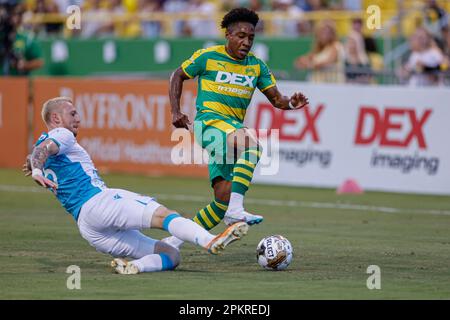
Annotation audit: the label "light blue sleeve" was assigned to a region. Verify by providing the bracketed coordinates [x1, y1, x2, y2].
[48, 128, 76, 155]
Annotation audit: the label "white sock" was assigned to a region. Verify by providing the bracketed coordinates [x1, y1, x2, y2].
[226, 192, 244, 214]
[131, 254, 162, 272]
[167, 217, 215, 248]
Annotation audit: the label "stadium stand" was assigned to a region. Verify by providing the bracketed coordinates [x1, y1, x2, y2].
[1, 0, 448, 84]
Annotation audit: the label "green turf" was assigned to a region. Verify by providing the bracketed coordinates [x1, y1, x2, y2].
[0, 168, 449, 299]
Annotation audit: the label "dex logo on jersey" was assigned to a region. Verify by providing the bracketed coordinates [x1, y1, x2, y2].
[215, 71, 255, 88]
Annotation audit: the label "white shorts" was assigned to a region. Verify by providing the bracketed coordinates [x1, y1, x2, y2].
[77, 188, 162, 259]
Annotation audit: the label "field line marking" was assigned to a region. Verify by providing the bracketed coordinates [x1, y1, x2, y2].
[2, 184, 449, 216]
[153, 193, 450, 216]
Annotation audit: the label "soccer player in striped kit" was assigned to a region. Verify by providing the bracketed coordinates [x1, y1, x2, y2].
[165, 7, 308, 248]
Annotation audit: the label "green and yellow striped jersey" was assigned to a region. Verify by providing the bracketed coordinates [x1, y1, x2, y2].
[181, 45, 276, 122]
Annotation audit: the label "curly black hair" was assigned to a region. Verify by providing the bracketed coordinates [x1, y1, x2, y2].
[220, 7, 259, 30]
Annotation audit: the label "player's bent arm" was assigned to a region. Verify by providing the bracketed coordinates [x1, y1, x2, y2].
[169, 67, 192, 129]
[263, 86, 291, 110]
[263, 86, 309, 111]
[30, 140, 59, 189]
[169, 67, 190, 115]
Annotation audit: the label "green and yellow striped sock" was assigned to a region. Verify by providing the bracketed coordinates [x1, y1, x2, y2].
[192, 199, 228, 230]
[231, 147, 262, 196]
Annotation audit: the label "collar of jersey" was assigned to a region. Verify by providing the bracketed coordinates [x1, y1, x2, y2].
[218, 45, 245, 62]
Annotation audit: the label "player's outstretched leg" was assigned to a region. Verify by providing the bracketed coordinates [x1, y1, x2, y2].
[192, 199, 228, 230]
[112, 220, 249, 274]
[157, 208, 249, 254]
[110, 231, 181, 275]
[224, 146, 264, 226]
[206, 221, 249, 254]
[111, 258, 140, 275]
[160, 235, 184, 249]
[161, 198, 229, 249]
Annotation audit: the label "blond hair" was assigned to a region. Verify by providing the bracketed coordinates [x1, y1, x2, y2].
[313, 20, 338, 54]
[41, 97, 73, 124]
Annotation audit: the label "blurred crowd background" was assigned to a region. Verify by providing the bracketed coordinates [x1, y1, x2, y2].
[2, 0, 450, 86]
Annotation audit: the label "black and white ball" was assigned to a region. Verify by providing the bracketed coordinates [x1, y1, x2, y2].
[256, 235, 293, 271]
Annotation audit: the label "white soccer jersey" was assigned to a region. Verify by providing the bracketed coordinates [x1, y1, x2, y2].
[35, 127, 106, 220]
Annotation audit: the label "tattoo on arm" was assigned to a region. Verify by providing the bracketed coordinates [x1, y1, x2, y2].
[31, 141, 59, 170]
[31, 145, 50, 170]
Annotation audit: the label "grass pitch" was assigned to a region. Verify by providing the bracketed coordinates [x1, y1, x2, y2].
[0, 168, 449, 299]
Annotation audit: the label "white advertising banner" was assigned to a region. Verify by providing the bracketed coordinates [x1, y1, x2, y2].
[246, 82, 450, 195]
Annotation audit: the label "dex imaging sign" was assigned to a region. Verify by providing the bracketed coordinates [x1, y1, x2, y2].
[354, 106, 439, 176]
[248, 83, 450, 195]
[354, 107, 432, 149]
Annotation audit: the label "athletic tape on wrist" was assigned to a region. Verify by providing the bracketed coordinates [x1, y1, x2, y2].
[32, 168, 43, 177]
[288, 101, 296, 109]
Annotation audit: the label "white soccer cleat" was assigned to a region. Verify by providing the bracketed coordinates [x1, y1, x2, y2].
[111, 258, 139, 275]
[161, 236, 184, 250]
[223, 210, 264, 226]
[206, 221, 249, 255]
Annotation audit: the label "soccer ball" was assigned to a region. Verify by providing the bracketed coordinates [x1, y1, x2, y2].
[256, 235, 293, 271]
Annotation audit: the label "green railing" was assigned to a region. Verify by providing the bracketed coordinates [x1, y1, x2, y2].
[34, 37, 388, 79]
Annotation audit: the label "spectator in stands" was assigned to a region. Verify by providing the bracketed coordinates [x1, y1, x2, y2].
[439, 26, 450, 81]
[294, 20, 345, 83]
[0, 4, 44, 76]
[344, 18, 373, 83]
[442, 26, 450, 58]
[349, 17, 384, 81]
[50, 0, 85, 38]
[182, 0, 219, 38]
[271, 0, 309, 37]
[400, 27, 445, 86]
[28, 0, 63, 36]
[225, 0, 269, 12]
[163, 0, 189, 36]
[347, 18, 367, 53]
[80, 0, 115, 38]
[112, 0, 142, 38]
[344, 31, 371, 83]
[53, 0, 85, 13]
[307, 0, 328, 11]
[340, 0, 362, 11]
[422, 0, 448, 47]
[138, 0, 162, 38]
[364, 37, 384, 78]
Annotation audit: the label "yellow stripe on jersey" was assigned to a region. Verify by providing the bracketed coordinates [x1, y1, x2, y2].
[260, 83, 276, 92]
[203, 101, 246, 121]
[206, 59, 260, 77]
[201, 79, 254, 99]
[181, 63, 194, 79]
[215, 45, 241, 61]
[203, 119, 237, 133]
[260, 73, 277, 92]
[181, 46, 220, 78]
